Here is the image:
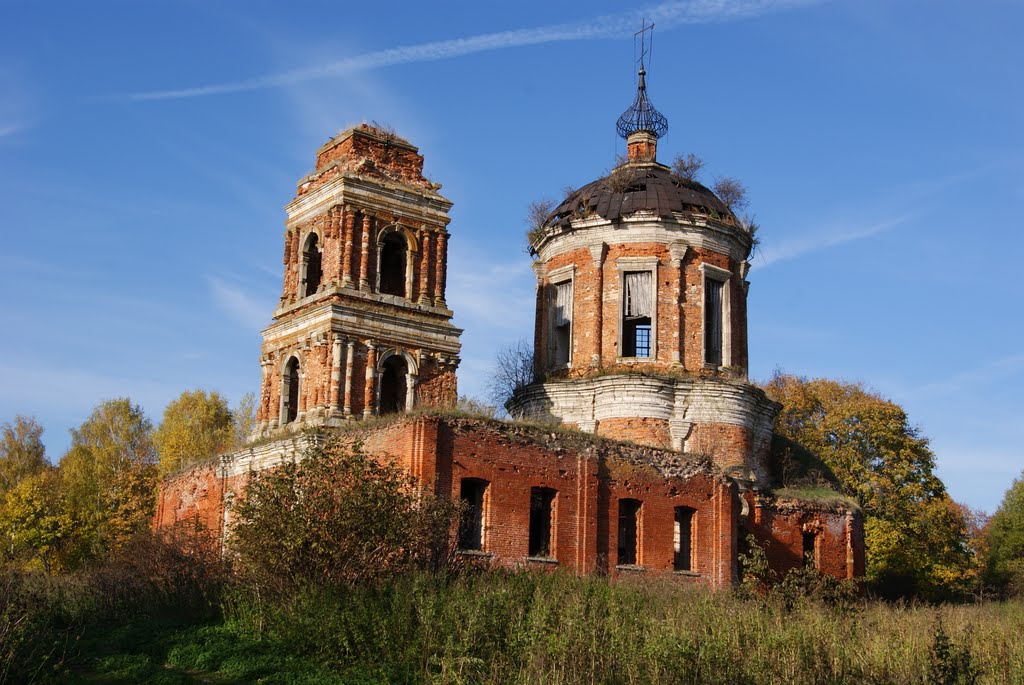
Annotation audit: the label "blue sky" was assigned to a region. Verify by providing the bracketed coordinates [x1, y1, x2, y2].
[1, 0, 1021, 512]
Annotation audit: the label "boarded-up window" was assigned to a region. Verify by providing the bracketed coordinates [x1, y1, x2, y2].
[529, 487, 556, 557]
[617, 499, 642, 566]
[674, 507, 695, 571]
[458, 479, 488, 551]
[704, 278, 723, 366]
[552, 281, 572, 366]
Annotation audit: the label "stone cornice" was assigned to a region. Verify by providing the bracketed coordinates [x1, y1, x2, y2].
[509, 374, 779, 429]
[536, 214, 751, 264]
[285, 174, 452, 227]
[262, 300, 462, 355]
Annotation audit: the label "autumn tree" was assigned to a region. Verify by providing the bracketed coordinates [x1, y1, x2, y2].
[0, 469, 73, 574]
[0, 416, 48, 498]
[985, 471, 1024, 596]
[230, 437, 461, 598]
[59, 398, 157, 562]
[763, 373, 974, 600]
[154, 390, 234, 475]
[231, 392, 258, 449]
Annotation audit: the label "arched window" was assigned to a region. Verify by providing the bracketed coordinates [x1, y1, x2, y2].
[378, 354, 408, 414]
[302, 233, 322, 297]
[282, 356, 300, 424]
[379, 232, 408, 297]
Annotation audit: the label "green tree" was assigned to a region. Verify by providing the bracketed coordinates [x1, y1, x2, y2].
[0, 416, 48, 498]
[59, 398, 157, 563]
[231, 437, 461, 598]
[154, 390, 234, 475]
[763, 373, 974, 600]
[985, 471, 1024, 596]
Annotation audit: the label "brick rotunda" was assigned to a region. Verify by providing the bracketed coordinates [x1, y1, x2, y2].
[155, 62, 864, 589]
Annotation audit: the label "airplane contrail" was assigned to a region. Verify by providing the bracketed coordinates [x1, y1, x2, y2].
[117, 0, 822, 101]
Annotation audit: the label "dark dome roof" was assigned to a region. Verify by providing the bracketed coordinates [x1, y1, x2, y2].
[545, 164, 733, 229]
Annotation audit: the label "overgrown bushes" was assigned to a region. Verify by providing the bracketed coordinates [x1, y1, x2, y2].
[4, 438, 1024, 684]
[0, 527, 223, 683]
[229, 441, 461, 601]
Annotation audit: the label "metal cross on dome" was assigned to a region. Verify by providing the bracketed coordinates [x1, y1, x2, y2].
[615, 18, 669, 140]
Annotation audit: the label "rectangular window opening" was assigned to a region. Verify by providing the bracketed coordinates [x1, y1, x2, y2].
[458, 479, 488, 551]
[674, 507, 695, 572]
[553, 324, 571, 367]
[622, 271, 654, 359]
[551, 281, 573, 367]
[704, 278, 724, 366]
[617, 498, 642, 566]
[528, 487, 557, 557]
[802, 532, 817, 568]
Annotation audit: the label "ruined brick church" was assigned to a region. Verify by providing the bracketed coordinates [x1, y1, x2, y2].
[156, 60, 865, 588]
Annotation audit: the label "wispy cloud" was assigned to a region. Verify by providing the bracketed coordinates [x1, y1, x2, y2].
[447, 258, 534, 332]
[207, 275, 273, 330]
[908, 353, 1024, 397]
[113, 0, 820, 101]
[754, 212, 917, 268]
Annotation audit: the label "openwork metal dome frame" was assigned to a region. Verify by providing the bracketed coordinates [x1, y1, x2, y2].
[615, 66, 669, 139]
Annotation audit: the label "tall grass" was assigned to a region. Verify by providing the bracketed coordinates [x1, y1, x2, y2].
[4, 556, 1023, 684]
[0, 531, 224, 684]
[223, 571, 1023, 685]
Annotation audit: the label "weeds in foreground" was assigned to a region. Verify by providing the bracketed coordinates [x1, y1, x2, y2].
[6, 563, 1024, 685]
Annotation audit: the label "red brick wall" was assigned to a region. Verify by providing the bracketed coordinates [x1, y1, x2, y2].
[742, 494, 864, 581]
[416, 365, 457, 409]
[152, 462, 226, 539]
[597, 417, 671, 449]
[686, 422, 753, 470]
[535, 243, 749, 378]
[155, 416, 861, 590]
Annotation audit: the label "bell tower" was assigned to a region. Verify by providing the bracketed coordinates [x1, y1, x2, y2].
[254, 124, 462, 437]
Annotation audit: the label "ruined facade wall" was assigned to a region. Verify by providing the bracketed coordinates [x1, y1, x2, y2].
[155, 418, 860, 590]
[416, 365, 457, 409]
[153, 462, 225, 537]
[742, 495, 864, 580]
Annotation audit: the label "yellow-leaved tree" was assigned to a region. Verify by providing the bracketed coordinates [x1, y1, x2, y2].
[0, 416, 48, 499]
[762, 373, 976, 601]
[154, 390, 234, 476]
[59, 398, 156, 566]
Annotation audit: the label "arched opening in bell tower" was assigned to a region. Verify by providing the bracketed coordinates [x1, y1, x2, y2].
[281, 356, 300, 424]
[378, 232, 408, 297]
[379, 354, 409, 414]
[301, 233, 322, 297]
